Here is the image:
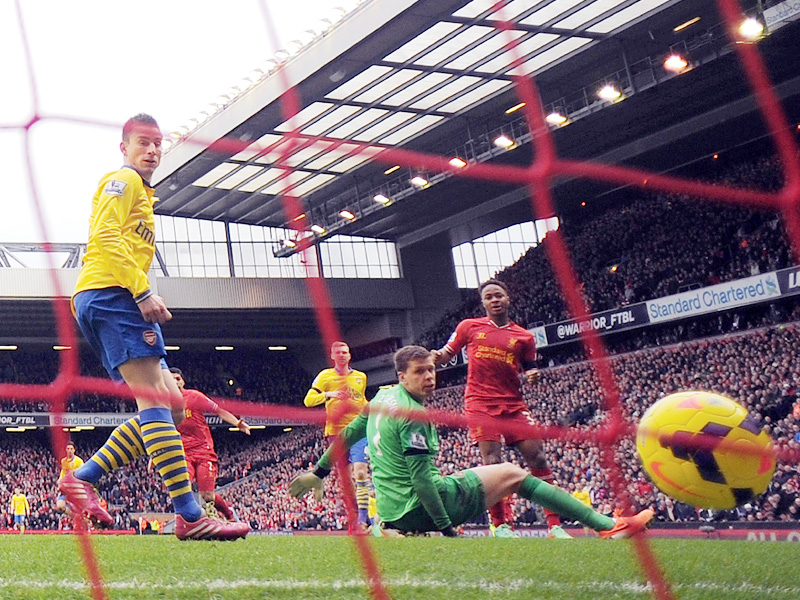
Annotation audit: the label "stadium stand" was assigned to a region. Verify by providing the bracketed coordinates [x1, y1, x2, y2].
[0, 348, 312, 412]
[417, 153, 792, 350]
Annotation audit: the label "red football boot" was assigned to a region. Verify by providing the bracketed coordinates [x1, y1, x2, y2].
[58, 472, 114, 528]
[174, 514, 250, 541]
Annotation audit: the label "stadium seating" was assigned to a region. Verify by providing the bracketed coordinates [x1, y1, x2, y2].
[0, 349, 311, 413]
[417, 154, 790, 350]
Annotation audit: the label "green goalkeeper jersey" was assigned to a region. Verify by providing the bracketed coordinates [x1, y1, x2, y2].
[319, 384, 451, 528]
[367, 385, 442, 523]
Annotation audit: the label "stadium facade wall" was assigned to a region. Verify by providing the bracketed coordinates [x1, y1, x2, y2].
[0, 269, 415, 310]
[399, 236, 462, 341]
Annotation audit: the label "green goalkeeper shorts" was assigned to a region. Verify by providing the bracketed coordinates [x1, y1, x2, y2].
[387, 470, 486, 533]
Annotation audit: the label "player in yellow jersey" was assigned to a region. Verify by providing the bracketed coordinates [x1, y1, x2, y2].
[56, 443, 84, 514]
[59, 443, 85, 479]
[9, 488, 30, 534]
[572, 479, 596, 536]
[61, 114, 247, 541]
[304, 341, 372, 527]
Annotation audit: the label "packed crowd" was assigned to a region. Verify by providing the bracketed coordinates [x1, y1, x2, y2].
[4, 328, 800, 530]
[4, 323, 800, 531]
[0, 349, 311, 413]
[417, 154, 791, 349]
[0, 428, 286, 531]
[526, 323, 800, 524]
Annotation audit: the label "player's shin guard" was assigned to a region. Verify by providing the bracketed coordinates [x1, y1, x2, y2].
[74, 416, 144, 484]
[140, 408, 203, 522]
[214, 493, 235, 521]
[356, 478, 370, 524]
[519, 475, 614, 531]
[531, 468, 562, 528]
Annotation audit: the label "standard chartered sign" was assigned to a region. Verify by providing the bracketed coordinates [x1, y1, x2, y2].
[646, 273, 780, 323]
[765, 0, 800, 28]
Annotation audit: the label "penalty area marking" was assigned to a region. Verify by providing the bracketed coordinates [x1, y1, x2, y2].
[0, 577, 797, 597]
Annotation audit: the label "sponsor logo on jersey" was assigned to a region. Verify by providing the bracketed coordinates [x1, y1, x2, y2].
[135, 219, 156, 245]
[476, 332, 487, 340]
[143, 330, 157, 346]
[409, 432, 428, 450]
[103, 180, 128, 196]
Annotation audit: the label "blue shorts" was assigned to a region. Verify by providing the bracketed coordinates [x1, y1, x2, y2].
[14, 515, 26, 525]
[73, 287, 167, 381]
[350, 437, 369, 464]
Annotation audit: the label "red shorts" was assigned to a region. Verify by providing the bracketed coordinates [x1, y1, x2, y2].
[464, 401, 537, 445]
[185, 454, 218, 493]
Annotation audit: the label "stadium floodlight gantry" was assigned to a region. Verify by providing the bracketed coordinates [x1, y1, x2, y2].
[153, 0, 800, 258]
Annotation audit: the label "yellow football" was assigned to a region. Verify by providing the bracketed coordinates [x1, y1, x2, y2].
[636, 391, 776, 509]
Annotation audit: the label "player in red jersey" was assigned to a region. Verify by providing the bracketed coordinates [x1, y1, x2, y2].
[169, 367, 251, 524]
[433, 279, 572, 539]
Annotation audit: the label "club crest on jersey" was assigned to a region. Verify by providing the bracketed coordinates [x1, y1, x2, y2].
[103, 180, 128, 196]
[409, 432, 428, 450]
[143, 330, 158, 346]
[508, 338, 518, 348]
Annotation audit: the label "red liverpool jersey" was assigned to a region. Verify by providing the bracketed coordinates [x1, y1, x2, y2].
[444, 317, 536, 405]
[177, 389, 219, 459]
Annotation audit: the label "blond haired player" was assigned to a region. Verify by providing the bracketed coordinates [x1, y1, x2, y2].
[304, 341, 371, 527]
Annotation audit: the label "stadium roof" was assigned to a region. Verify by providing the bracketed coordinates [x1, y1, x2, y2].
[154, 0, 800, 248]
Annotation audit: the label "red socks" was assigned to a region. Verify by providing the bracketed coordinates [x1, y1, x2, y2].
[214, 493, 234, 521]
[489, 497, 512, 527]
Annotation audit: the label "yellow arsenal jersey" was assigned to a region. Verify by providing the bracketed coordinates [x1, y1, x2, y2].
[304, 368, 368, 436]
[73, 166, 158, 302]
[59, 455, 84, 480]
[10, 493, 29, 516]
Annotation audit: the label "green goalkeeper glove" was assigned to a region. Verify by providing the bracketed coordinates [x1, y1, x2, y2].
[289, 472, 324, 501]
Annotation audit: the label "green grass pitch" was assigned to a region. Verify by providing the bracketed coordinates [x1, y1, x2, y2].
[1, 535, 798, 600]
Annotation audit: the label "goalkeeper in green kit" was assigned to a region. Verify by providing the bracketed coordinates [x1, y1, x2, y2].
[290, 345, 653, 537]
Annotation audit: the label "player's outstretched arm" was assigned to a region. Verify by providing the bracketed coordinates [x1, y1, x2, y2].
[289, 412, 368, 499]
[319, 412, 368, 467]
[217, 407, 251, 434]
